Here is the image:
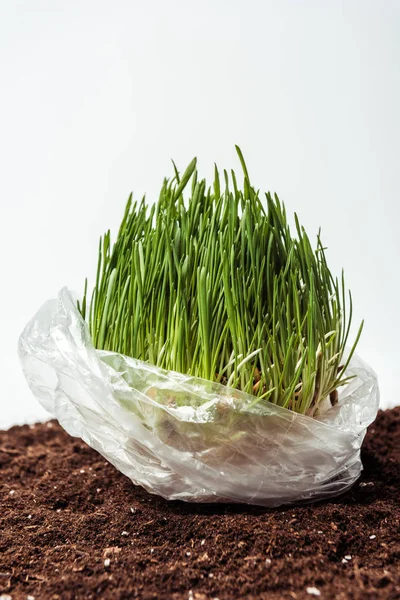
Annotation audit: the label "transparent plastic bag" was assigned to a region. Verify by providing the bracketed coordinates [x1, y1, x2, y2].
[19, 288, 379, 507]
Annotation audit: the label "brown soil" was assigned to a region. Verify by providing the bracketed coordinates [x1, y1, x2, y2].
[0, 408, 399, 600]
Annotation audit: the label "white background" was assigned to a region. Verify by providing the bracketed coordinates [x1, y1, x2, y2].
[0, 0, 399, 429]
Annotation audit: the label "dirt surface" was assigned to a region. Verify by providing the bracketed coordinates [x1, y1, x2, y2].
[0, 408, 399, 600]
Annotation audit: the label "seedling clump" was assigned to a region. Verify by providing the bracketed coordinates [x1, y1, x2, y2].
[78, 147, 362, 417]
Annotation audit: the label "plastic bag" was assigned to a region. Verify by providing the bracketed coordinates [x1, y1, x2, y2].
[19, 288, 379, 507]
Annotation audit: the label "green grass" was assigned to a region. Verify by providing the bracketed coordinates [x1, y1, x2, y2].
[78, 147, 362, 417]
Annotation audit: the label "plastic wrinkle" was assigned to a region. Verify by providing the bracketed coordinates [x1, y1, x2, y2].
[19, 288, 380, 508]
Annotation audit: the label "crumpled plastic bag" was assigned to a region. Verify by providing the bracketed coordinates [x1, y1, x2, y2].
[19, 288, 380, 507]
